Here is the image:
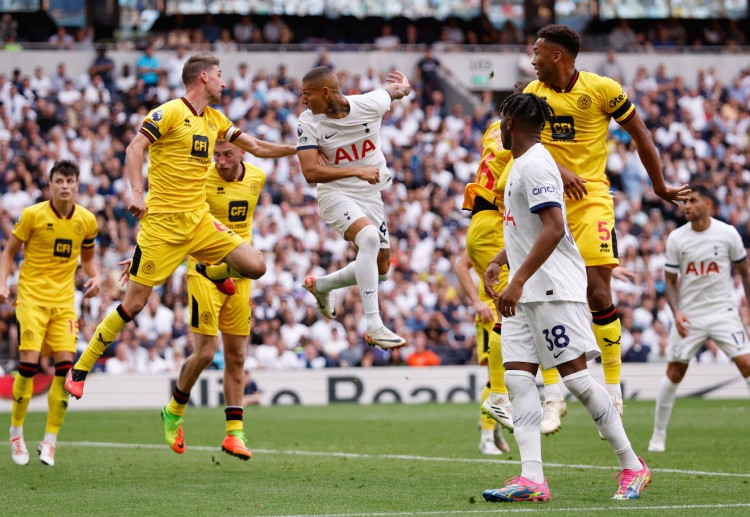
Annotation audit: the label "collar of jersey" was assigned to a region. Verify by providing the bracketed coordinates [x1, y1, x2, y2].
[550, 69, 579, 93]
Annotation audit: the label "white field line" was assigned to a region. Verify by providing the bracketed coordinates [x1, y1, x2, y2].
[259, 504, 750, 517]
[62, 441, 750, 479]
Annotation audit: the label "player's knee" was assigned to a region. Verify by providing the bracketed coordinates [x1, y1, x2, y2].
[354, 225, 380, 254]
[194, 346, 216, 368]
[562, 370, 594, 400]
[245, 261, 266, 280]
[734, 355, 750, 379]
[586, 283, 613, 310]
[18, 362, 39, 378]
[666, 363, 686, 383]
[123, 298, 147, 316]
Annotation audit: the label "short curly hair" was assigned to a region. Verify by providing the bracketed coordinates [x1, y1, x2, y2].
[537, 24, 581, 58]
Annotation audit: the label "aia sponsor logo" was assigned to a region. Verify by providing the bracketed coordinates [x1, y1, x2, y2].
[334, 139, 376, 165]
[503, 208, 516, 227]
[685, 261, 719, 275]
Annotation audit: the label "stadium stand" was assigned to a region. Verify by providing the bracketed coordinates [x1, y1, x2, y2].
[0, 11, 749, 373]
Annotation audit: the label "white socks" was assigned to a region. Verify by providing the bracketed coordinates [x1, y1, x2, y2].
[606, 383, 623, 400]
[544, 382, 563, 400]
[563, 369, 641, 471]
[505, 370, 544, 483]
[353, 225, 382, 330]
[654, 377, 679, 435]
[43, 432, 57, 446]
[9, 426, 23, 439]
[314, 262, 357, 293]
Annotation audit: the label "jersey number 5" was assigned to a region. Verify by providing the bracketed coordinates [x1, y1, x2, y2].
[597, 221, 611, 242]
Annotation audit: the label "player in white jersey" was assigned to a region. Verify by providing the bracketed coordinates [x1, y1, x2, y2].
[296, 66, 411, 349]
[481, 93, 650, 503]
[648, 186, 750, 452]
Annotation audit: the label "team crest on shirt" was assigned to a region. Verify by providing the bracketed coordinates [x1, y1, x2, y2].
[207, 120, 217, 131]
[22, 329, 33, 342]
[249, 182, 261, 195]
[153, 110, 163, 122]
[577, 94, 592, 110]
[142, 261, 156, 275]
[74, 223, 83, 235]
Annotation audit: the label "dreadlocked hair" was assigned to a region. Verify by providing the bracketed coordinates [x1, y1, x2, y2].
[499, 93, 555, 131]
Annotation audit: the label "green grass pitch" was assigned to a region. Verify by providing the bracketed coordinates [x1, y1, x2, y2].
[3, 399, 749, 516]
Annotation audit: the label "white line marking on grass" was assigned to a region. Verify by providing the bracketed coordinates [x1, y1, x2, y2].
[63, 441, 750, 479]
[260, 505, 750, 517]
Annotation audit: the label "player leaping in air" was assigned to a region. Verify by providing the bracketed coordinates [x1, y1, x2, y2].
[296, 67, 411, 350]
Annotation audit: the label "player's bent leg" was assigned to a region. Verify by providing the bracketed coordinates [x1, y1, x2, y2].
[222, 242, 266, 280]
[353, 227, 405, 348]
[195, 263, 236, 296]
[303, 275, 336, 319]
[68, 283, 151, 398]
[558, 358, 649, 499]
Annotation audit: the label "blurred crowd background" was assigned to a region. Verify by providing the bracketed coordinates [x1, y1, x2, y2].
[1, 8, 750, 376]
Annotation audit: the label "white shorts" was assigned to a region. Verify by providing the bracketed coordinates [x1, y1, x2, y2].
[668, 307, 750, 363]
[318, 191, 390, 248]
[502, 300, 600, 370]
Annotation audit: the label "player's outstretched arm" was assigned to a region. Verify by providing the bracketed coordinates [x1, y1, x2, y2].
[0, 234, 23, 303]
[497, 207, 564, 318]
[297, 148, 379, 184]
[80, 245, 101, 299]
[233, 132, 296, 158]
[124, 132, 151, 219]
[384, 70, 411, 100]
[454, 250, 493, 324]
[621, 111, 690, 206]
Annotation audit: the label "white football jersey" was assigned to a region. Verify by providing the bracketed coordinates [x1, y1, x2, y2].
[665, 218, 746, 316]
[503, 143, 587, 304]
[297, 89, 392, 197]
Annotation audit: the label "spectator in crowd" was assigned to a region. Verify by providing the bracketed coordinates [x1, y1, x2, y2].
[48, 26, 74, 50]
[374, 24, 400, 50]
[233, 15, 256, 45]
[608, 20, 638, 51]
[405, 332, 441, 367]
[90, 46, 115, 93]
[598, 49, 626, 85]
[243, 371, 262, 405]
[136, 45, 162, 88]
